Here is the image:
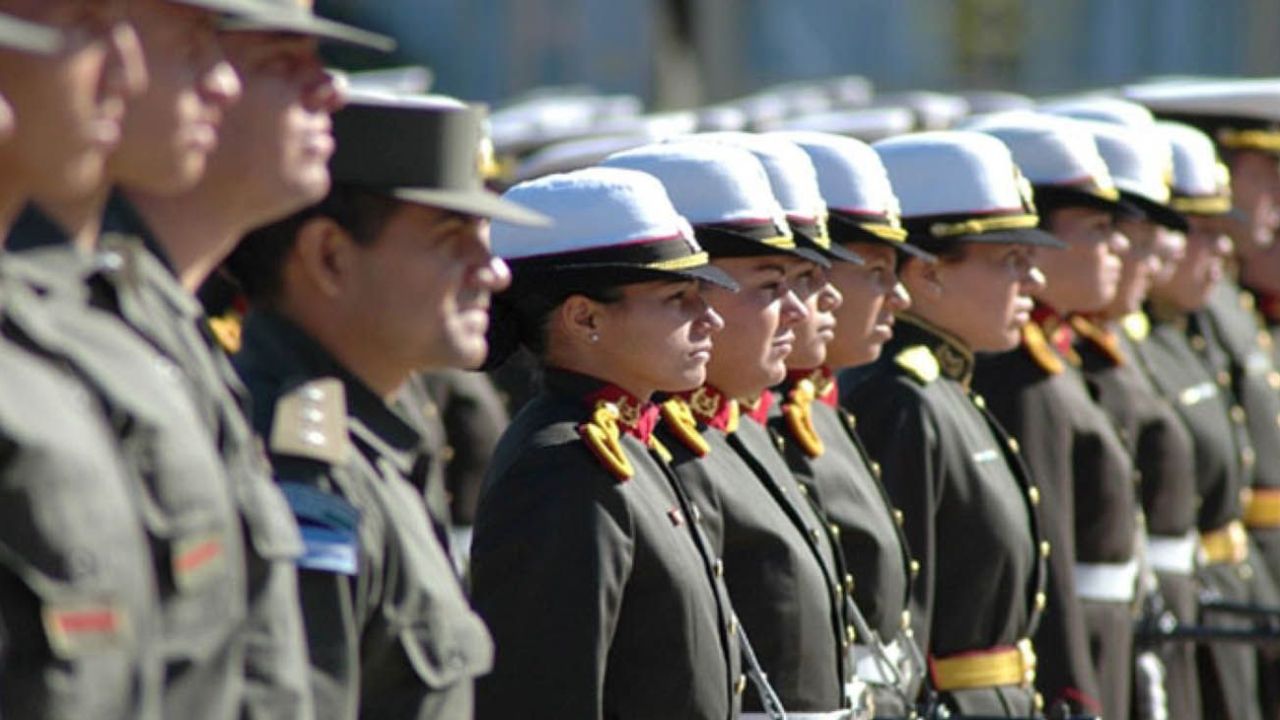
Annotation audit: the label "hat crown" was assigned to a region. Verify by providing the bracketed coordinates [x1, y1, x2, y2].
[1040, 96, 1156, 128]
[1124, 78, 1280, 123]
[492, 168, 693, 260]
[601, 142, 787, 229]
[1157, 121, 1231, 199]
[773, 131, 901, 219]
[969, 113, 1117, 196]
[1076, 120, 1173, 204]
[873, 131, 1031, 218]
[691, 132, 827, 221]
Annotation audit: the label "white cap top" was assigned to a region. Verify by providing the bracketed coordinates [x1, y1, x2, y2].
[969, 112, 1119, 201]
[492, 167, 694, 260]
[1155, 121, 1232, 215]
[600, 141, 788, 229]
[1074, 119, 1173, 204]
[514, 135, 652, 183]
[775, 106, 915, 142]
[771, 131, 901, 220]
[1124, 78, 1280, 123]
[874, 131, 1030, 217]
[1039, 96, 1156, 128]
[691, 131, 827, 222]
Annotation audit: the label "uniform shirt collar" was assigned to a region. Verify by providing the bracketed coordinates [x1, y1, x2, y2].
[6, 202, 71, 251]
[1068, 313, 1127, 366]
[101, 189, 179, 278]
[542, 368, 660, 444]
[738, 389, 776, 425]
[677, 384, 740, 433]
[785, 366, 838, 407]
[895, 312, 976, 385]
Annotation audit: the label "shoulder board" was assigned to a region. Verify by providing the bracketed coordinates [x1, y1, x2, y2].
[207, 312, 243, 355]
[270, 378, 349, 465]
[1021, 323, 1064, 376]
[1121, 311, 1150, 342]
[659, 398, 710, 458]
[578, 401, 634, 482]
[894, 345, 939, 384]
[782, 380, 825, 458]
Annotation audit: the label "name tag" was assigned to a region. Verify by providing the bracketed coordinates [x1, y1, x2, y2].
[1178, 381, 1218, 406]
[972, 449, 1000, 463]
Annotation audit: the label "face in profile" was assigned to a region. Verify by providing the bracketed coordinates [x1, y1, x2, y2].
[1227, 149, 1280, 257]
[826, 242, 910, 368]
[1038, 206, 1127, 313]
[1107, 218, 1168, 319]
[1148, 214, 1232, 312]
[0, 0, 147, 201]
[784, 261, 842, 371]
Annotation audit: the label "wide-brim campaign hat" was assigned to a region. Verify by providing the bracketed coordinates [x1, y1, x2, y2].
[0, 12, 60, 55]
[691, 132, 863, 266]
[330, 92, 548, 227]
[873, 130, 1064, 248]
[1156, 121, 1233, 217]
[1124, 78, 1280, 155]
[491, 167, 737, 291]
[968, 112, 1133, 217]
[601, 141, 829, 267]
[772, 130, 936, 261]
[221, 0, 394, 52]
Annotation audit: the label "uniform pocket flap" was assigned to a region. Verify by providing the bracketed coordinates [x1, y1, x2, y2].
[399, 610, 494, 689]
[239, 477, 305, 560]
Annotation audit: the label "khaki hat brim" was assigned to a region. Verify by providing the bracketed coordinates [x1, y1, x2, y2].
[221, 10, 395, 52]
[389, 187, 552, 228]
[0, 13, 60, 55]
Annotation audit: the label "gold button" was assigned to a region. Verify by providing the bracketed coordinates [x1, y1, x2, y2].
[1269, 371, 1280, 390]
[902, 610, 912, 630]
[1028, 487, 1041, 506]
[1231, 405, 1247, 424]
[829, 523, 841, 538]
[810, 527, 822, 541]
[973, 394, 987, 409]
[441, 445, 456, 462]
[871, 461, 882, 478]
[1217, 370, 1231, 387]
[1133, 470, 1143, 485]
[1035, 592, 1047, 611]
[1034, 692, 1045, 713]
[910, 559, 921, 578]
[846, 625, 858, 644]
[834, 582, 843, 597]
[728, 615, 738, 634]
[714, 559, 724, 578]
[1008, 437, 1020, 454]
[797, 484, 809, 496]
[735, 675, 748, 695]
[893, 509, 905, 526]
[1243, 447, 1256, 467]
[1040, 541, 1051, 558]
[845, 412, 857, 428]
[774, 436, 786, 451]
[691, 505, 703, 523]
[1191, 335, 1207, 351]
[844, 574, 855, 593]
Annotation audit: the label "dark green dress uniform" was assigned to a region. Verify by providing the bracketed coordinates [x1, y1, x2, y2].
[1072, 313, 1202, 720]
[972, 308, 1137, 720]
[770, 368, 919, 716]
[233, 310, 493, 720]
[6, 207, 261, 720]
[655, 385, 852, 716]
[471, 370, 742, 720]
[1133, 300, 1264, 720]
[0, 265, 162, 720]
[97, 192, 317, 720]
[840, 315, 1046, 718]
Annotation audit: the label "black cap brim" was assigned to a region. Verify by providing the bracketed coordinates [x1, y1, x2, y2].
[221, 10, 395, 52]
[952, 226, 1067, 248]
[0, 13, 60, 55]
[390, 187, 551, 227]
[1121, 192, 1189, 232]
[817, 240, 864, 265]
[512, 261, 740, 292]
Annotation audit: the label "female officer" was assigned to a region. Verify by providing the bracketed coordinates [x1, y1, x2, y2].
[470, 167, 744, 720]
[840, 131, 1052, 718]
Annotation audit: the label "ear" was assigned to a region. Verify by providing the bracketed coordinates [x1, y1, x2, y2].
[556, 294, 603, 345]
[291, 217, 358, 299]
[903, 256, 945, 300]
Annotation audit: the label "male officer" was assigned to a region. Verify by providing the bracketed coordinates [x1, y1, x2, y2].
[969, 113, 1136, 720]
[0, 11, 165, 719]
[226, 92, 545, 720]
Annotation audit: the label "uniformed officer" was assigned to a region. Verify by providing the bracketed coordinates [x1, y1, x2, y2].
[772, 129, 936, 717]
[603, 139, 859, 718]
[0, 12, 164, 719]
[1044, 104, 1205, 720]
[471, 167, 744, 720]
[88, 7, 393, 716]
[226, 93, 542, 720]
[1135, 119, 1265, 720]
[968, 113, 1137, 720]
[841, 131, 1050, 718]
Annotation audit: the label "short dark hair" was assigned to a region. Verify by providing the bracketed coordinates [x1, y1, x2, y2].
[225, 183, 402, 308]
[484, 274, 624, 369]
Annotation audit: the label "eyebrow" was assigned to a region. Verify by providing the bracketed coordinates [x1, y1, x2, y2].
[752, 262, 787, 275]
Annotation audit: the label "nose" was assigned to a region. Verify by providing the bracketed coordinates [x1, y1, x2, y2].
[1025, 265, 1047, 293]
[105, 18, 149, 101]
[477, 255, 511, 293]
[0, 95, 14, 142]
[817, 281, 843, 313]
[780, 289, 809, 327]
[305, 67, 347, 114]
[1214, 233, 1234, 258]
[1108, 229, 1130, 256]
[698, 297, 726, 334]
[888, 280, 911, 312]
[201, 57, 242, 110]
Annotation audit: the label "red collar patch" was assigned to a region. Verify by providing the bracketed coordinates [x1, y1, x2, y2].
[739, 389, 776, 426]
[585, 385, 660, 444]
[678, 385, 739, 433]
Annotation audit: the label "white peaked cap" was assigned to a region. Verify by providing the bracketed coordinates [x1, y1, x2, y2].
[1039, 96, 1156, 128]
[1072, 119, 1187, 229]
[687, 132, 827, 222]
[1124, 78, 1280, 153]
[873, 131, 1062, 246]
[1155, 121, 1233, 216]
[968, 112, 1121, 207]
[775, 107, 915, 142]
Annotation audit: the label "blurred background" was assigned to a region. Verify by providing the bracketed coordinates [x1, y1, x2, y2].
[319, 0, 1280, 107]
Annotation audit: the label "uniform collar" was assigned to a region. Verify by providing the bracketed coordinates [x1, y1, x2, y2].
[543, 368, 660, 444]
[101, 189, 179, 278]
[1068, 313, 1127, 366]
[677, 384, 740, 433]
[1144, 296, 1188, 330]
[7, 202, 71, 251]
[895, 312, 976, 385]
[239, 310, 422, 465]
[785, 366, 838, 407]
[738, 390, 775, 426]
[1031, 302, 1077, 358]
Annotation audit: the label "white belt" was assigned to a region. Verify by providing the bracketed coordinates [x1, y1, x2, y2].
[737, 707, 855, 712]
[851, 637, 906, 685]
[1074, 558, 1139, 602]
[1145, 532, 1197, 576]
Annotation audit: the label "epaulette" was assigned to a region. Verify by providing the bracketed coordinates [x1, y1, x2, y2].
[1069, 315, 1125, 367]
[782, 379, 825, 458]
[270, 378, 349, 465]
[1021, 322, 1064, 375]
[894, 345, 939, 384]
[578, 401, 634, 482]
[660, 398, 710, 458]
[208, 310, 243, 355]
[1120, 311, 1150, 342]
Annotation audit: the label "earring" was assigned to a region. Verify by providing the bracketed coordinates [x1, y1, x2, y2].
[589, 332, 600, 343]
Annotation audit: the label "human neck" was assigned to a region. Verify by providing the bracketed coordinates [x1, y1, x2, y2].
[127, 186, 259, 293]
[36, 185, 110, 251]
[546, 346, 654, 402]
